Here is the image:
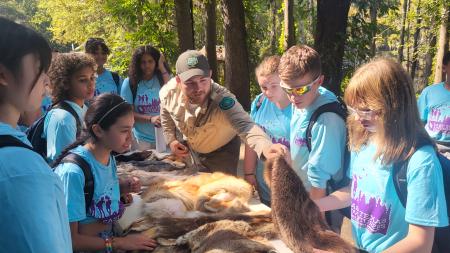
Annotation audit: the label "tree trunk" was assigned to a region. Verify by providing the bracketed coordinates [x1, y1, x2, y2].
[205, 0, 218, 82]
[410, 0, 422, 80]
[283, 0, 295, 50]
[398, 0, 409, 63]
[174, 0, 195, 52]
[314, 0, 351, 96]
[369, 0, 378, 56]
[269, 0, 278, 54]
[222, 0, 251, 110]
[434, 5, 449, 84]
[421, 34, 437, 91]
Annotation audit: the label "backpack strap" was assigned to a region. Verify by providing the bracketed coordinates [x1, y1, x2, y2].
[393, 140, 432, 208]
[306, 101, 348, 152]
[111, 71, 120, 91]
[61, 153, 94, 213]
[0, 135, 34, 151]
[55, 101, 82, 137]
[255, 94, 265, 112]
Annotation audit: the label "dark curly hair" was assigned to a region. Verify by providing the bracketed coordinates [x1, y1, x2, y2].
[128, 45, 171, 95]
[48, 52, 96, 103]
[85, 37, 110, 55]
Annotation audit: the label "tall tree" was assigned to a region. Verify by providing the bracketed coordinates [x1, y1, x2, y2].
[283, 0, 295, 50]
[410, 0, 422, 80]
[174, 0, 195, 52]
[269, 0, 278, 54]
[205, 0, 218, 81]
[369, 0, 378, 56]
[314, 0, 351, 96]
[422, 34, 436, 91]
[434, 4, 449, 84]
[398, 0, 410, 63]
[222, 0, 251, 110]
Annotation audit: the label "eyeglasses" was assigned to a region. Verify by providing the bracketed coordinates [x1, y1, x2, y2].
[280, 75, 320, 96]
[347, 106, 378, 119]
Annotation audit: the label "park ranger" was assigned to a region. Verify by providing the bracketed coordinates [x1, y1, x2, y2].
[160, 50, 287, 175]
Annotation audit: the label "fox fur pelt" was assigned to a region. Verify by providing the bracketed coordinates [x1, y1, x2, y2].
[141, 172, 253, 217]
[264, 155, 356, 253]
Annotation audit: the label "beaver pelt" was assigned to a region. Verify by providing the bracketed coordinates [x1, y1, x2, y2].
[264, 155, 356, 253]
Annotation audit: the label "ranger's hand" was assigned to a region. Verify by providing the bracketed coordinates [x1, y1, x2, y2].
[169, 140, 189, 158]
[262, 143, 289, 160]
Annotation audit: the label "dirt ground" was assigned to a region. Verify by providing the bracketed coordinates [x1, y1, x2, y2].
[236, 143, 354, 245]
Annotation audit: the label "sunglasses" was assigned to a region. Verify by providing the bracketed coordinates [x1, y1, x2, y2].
[347, 106, 378, 119]
[280, 75, 320, 96]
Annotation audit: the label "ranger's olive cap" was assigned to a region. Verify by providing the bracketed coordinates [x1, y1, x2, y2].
[176, 50, 210, 82]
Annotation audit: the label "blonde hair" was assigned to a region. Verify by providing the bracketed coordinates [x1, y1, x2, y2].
[344, 58, 432, 164]
[278, 45, 321, 82]
[255, 55, 280, 77]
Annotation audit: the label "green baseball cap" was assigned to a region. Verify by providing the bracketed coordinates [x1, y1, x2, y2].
[176, 50, 210, 82]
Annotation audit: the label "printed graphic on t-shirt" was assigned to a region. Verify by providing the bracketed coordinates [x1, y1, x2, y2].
[88, 195, 124, 224]
[426, 104, 450, 134]
[260, 125, 290, 148]
[136, 95, 160, 114]
[293, 132, 307, 147]
[351, 175, 392, 235]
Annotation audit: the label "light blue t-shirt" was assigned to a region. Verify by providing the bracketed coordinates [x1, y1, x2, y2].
[41, 94, 52, 115]
[121, 77, 161, 143]
[418, 82, 450, 144]
[0, 122, 72, 253]
[290, 87, 347, 189]
[94, 70, 122, 96]
[54, 145, 124, 224]
[350, 143, 448, 252]
[250, 94, 291, 148]
[44, 100, 88, 163]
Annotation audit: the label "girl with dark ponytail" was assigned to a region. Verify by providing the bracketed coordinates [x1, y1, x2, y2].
[54, 93, 157, 252]
[120, 45, 170, 151]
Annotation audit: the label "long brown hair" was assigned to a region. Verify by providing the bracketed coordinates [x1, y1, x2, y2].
[344, 58, 433, 164]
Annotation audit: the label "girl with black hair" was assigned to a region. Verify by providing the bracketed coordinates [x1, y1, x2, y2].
[85, 38, 122, 96]
[120, 45, 170, 150]
[0, 17, 72, 252]
[54, 93, 157, 252]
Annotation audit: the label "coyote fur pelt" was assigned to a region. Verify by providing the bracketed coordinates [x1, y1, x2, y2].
[264, 155, 356, 253]
[129, 212, 277, 253]
[141, 172, 253, 217]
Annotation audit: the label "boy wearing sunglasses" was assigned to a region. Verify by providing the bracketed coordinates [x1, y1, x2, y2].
[278, 45, 347, 209]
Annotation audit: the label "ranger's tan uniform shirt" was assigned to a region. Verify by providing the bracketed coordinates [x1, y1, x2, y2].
[160, 78, 272, 158]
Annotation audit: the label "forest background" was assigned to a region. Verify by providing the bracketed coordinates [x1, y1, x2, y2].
[2, 0, 450, 110]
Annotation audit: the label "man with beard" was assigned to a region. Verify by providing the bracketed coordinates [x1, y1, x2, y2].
[160, 50, 287, 175]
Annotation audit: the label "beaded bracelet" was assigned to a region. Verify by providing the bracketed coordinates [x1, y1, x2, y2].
[104, 237, 113, 253]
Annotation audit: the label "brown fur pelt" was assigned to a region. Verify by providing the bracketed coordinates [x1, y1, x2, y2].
[128, 211, 275, 239]
[141, 172, 253, 216]
[264, 156, 356, 253]
[175, 220, 277, 253]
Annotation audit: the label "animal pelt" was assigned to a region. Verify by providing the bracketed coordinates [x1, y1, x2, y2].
[264, 156, 356, 253]
[141, 172, 253, 217]
[175, 220, 277, 253]
[128, 211, 276, 240]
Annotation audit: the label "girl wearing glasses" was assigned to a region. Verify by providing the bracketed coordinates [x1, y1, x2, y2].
[243, 56, 291, 206]
[316, 58, 448, 253]
[44, 53, 97, 162]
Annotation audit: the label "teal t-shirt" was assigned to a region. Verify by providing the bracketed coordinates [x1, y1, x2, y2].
[41, 94, 52, 115]
[120, 77, 161, 143]
[350, 143, 448, 252]
[54, 145, 124, 224]
[418, 82, 450, 144]
[289, 87, 347, 189]
[94, 69, 122, 96]
[250, 94, 291, 148]
[44, 100, 88, 163]
[0, 122, 72, 252]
